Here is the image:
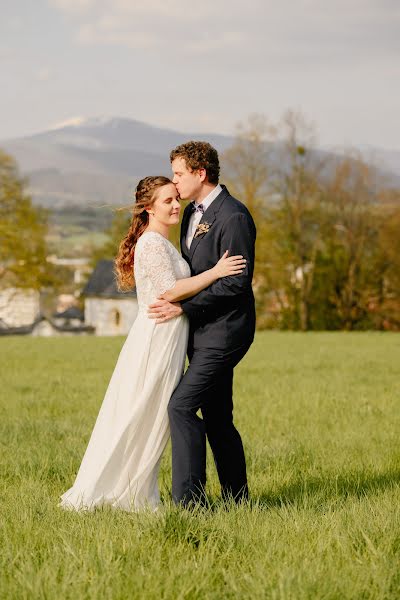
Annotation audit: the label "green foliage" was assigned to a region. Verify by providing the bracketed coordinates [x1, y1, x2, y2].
[90, 208, 131, 264]
[222, 114, 400, 331]
[0, 150, 57, 289]
[1, 332, 400, 598]
[47, 206, 113, 258]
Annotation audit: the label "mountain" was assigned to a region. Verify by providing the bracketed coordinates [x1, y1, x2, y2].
[1, 117, 399, 208]
[358, 146, 400, 180]
[1, 117, 234, 207]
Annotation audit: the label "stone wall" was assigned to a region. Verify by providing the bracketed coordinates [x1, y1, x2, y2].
[0, 288, 40, 327]
[85, 297, 138, 336]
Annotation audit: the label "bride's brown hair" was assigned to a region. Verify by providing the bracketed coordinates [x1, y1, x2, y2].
[114, 175, 172, 291]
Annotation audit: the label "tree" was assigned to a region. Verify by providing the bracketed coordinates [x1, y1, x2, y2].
[0, 150, 54, 289]
[266, 111, 325, 330]
[372, 199, 400, 329]
[90, 208, 131, 264]
[320, 155, 380, 330]
[221, 114, 277, 325]
[222, 114, 275, 215]
[220, 111, 400, 331]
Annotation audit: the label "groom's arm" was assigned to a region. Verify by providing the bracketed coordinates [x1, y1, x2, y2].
[180, 212, 256, 320]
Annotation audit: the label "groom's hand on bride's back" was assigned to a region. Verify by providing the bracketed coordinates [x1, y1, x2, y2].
[148, 299, 183, 324]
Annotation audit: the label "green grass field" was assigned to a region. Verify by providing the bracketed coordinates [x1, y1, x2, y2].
[1, 332, 399, 599]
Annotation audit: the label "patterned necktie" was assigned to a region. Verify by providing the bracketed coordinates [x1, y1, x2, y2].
[192, 203, 204, 214]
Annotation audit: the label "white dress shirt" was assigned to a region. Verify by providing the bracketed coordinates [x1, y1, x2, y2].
[186, 184, 222, 249]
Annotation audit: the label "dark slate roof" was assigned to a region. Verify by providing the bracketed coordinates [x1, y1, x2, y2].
[0, 315, 95, 336]
[0, 322, 34, 335]
[82, 259, 137, 298]
[53, 306, 84, 320]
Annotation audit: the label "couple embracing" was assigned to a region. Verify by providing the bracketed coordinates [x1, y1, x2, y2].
[60, 141, 256, 510]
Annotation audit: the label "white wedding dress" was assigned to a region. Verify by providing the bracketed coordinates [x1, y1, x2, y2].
[60, 232, 190, 511]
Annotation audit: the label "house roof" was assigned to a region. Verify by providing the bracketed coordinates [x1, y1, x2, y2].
[0, 315, 95, 336]
[82, 260, 137, 298]
[53, 306, 84, 320]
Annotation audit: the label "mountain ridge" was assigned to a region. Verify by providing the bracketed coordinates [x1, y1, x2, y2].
[1, 117, 399, 208]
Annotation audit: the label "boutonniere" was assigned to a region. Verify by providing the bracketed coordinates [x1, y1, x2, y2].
[194, 222, 212, 239]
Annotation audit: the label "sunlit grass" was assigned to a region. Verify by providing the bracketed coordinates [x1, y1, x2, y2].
[1, 332, 399, 599]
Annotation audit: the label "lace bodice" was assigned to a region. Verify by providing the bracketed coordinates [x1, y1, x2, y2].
[134, 232, 191, 312]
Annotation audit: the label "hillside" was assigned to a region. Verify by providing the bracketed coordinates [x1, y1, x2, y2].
[1, 117, 233, 208]
[2, 117, 399, 209]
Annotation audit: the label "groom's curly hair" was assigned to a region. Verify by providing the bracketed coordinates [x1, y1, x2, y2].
[170, 141, 220, 184]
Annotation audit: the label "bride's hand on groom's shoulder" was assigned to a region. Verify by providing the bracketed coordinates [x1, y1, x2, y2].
[148, 299, 183, 324]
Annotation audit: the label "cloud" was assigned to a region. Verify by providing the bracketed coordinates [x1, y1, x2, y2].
[35, 67, 53, 82]
[63, 3, 250, 55]
[4, 15, 24, 31]
[112, 0, 215, 19]
[48, 0, 399, 66]
[186, 32, 247, 54]
[77, 23, 159, 49]
[56, 0, 218, 19]
[1, 0, 398, 147]
[48, 0, 97, 15]
[48, 0, 215, 21]
[0, 48, 15, 62]
[50, 116, 86, 129]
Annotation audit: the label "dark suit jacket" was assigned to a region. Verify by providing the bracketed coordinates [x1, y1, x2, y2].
[180, 185, 256, 351]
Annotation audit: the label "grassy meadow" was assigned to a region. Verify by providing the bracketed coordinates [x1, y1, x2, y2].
[1, 332, 399, 599]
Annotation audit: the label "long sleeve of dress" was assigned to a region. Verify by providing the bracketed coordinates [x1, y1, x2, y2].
[136, 232, 177, 296]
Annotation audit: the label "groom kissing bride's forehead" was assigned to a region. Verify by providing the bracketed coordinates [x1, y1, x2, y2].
[60, 139, 256, 513]
[170, 140, 220, 203]
[149, 139, 257, 507]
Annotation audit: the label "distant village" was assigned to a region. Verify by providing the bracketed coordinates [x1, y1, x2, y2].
[0, 258, 138, 337]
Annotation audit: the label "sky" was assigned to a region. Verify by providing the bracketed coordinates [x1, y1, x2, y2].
[1, 0, 399, 149]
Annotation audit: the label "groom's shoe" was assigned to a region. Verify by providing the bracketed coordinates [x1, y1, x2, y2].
[177, 483, 210, 510]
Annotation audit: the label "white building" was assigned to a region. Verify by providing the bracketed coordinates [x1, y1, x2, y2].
[83, 260, 138, 336]
[0, 287, 40, 328]
[30, 313, 94, 337]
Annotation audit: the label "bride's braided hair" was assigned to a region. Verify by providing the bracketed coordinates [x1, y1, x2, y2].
[114, 175, 172, 291]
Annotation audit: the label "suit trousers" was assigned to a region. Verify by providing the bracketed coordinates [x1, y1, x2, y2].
[168, 343, 250, 506]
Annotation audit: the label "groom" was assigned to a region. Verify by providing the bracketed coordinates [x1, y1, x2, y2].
[148, 141, 256, 506]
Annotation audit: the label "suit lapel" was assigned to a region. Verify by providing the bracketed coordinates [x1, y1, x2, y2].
[188, 186, 229, 260]
[188, 211, 216, 259]
[180, 203, 192, 259]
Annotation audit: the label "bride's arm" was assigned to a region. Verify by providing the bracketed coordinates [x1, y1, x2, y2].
[148, 212, 256, 324]
[138, 233, 245, 305]
[161, 251, 246, 302]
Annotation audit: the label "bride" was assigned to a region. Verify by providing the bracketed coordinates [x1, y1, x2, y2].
[60, 176, 246, 511]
